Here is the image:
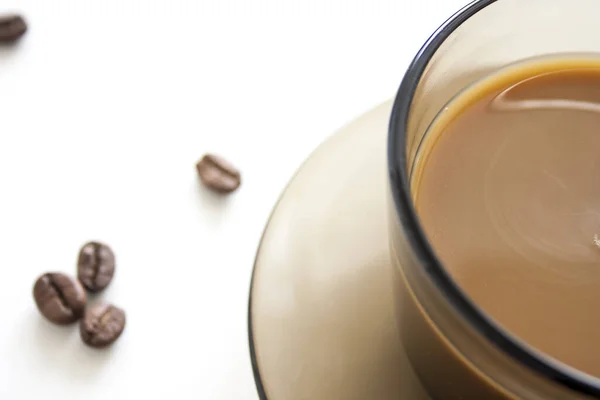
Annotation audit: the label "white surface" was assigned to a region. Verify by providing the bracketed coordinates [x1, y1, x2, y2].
[0, 0, 467, 399]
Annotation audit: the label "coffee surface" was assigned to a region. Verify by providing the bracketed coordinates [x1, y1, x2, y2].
[414, 57, 600, 378]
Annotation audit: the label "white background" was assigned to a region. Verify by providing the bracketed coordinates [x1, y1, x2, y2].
[0, 0, 466, 398]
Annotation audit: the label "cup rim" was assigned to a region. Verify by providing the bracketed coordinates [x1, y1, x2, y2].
[387, 0, 600, 396]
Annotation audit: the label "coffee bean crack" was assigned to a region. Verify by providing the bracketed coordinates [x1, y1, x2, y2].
[90, 244, 101, 287]
[47, 275, 73, 317]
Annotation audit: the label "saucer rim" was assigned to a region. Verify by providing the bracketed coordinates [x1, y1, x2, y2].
[248, 289, 268, 400]
[246, 99, 391, 400]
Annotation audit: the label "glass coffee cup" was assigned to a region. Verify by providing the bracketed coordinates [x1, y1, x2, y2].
[388, 0, 600, 398]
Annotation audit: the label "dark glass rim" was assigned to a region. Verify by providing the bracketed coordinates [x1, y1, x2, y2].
[387, 0, 600, 397]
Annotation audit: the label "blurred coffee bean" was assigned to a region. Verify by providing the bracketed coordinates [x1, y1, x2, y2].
[80, 303, 126, 348]
[196, 154, 241, 193]
[77, 241, 115, 293]
[0, 14, 27, 42]
[33, 272, 87, 324]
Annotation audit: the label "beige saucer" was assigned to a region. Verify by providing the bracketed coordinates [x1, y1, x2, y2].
[249, 101, 430, 399]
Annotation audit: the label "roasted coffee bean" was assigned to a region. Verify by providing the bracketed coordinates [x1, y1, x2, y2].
[0, 14, 27, 43]
[77, 241, 115, 293]
[80, 303, 126, 348]
[196, 154, 241, 193]
[33, 273, 87, 324]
